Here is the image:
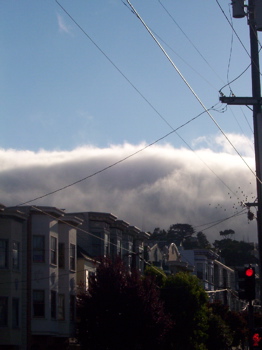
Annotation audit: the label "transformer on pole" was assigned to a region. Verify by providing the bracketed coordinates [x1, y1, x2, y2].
[221, 1, 262, 307]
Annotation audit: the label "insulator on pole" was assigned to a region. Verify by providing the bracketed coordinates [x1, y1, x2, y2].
[232, 0, 246, 18]
[255, 0, 262, 31]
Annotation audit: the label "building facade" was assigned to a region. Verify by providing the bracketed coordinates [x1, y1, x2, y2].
[71, 211, 150, 273]
[0, 206, 81, 350]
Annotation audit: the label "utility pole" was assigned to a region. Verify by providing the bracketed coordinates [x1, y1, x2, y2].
[220, 0, 262, 305]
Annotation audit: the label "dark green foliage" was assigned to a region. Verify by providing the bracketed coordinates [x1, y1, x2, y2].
[161, 272, 209, 350]
[219, 229, 235, 238]
[77, 258, 173, 350]
[149, 224, 211, 249]
[208, 302, 248, 348]
[167, 223, 195, 246]
[196, 232, 212, 249]
[213, 238, 258, 266]
[206, 312, 232, 350]
[144, 265, 167, 288]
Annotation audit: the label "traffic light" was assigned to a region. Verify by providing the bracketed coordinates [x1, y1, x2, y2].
[252, 328, 262, 349]
[237, 266, 256, 301]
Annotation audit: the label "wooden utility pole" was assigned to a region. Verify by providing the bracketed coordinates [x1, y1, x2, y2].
[220, 0, 262, 305]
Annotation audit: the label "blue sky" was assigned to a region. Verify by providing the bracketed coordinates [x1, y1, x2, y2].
[0, 1, 260, 242]
[1, 0, 256, 151]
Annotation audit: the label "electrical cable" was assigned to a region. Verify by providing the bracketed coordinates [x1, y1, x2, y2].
[215, 0, 251, 59]
[157, 0, 226, 85]
[52, 0, 250, 206]
[126, 0, 261, 186]
[16, 110, 208, 206]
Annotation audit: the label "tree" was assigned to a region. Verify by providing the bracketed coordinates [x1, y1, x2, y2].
[208, 301, 248, 349]
[144, 264, 167, 288]
[77, 258, 173, 350]
[206, 312, 232, 350]
[149, 224, 212, 250]
[213, 239, 258, 266]
[161, 272, 209, 350]
[167, 223, 195, 246]
[196, 232, 212, 249]
[219, 229, 235, 239]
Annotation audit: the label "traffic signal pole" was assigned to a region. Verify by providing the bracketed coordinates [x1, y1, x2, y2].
[220, 0, 262, 305]
[249, 0, 262, 308]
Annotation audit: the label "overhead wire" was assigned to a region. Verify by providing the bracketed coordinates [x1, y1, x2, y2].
[126, 0, 260, 185]
[157, 0, 226, 85]
[156, 0, 254, 154]
[215, 0, 251, 59]
[15, 0, 240, 208]
[17, 109, 210, 206]
[0, 205, 168, 288]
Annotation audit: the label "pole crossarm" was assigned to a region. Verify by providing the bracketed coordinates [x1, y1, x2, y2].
[220, 96, 262, 105]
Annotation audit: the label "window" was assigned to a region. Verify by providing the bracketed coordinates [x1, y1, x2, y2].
[196, 263, 204, 280]
[58, 243, 65, 268]
[104, 233, 109, 256]
[33, 236, 45, 263]
[12, 242, 19, 270]
[33, 290, 45, 318]
[70, 295, 75, 322]
[12, 298, 19, 328]
[50, 236, 57, 265]
[0, 239, 8, 268]
[70, 244, 75, 270]
[58, 294, 65, 320]
[51, 291, 56, 319]
[0, 297, 8, 326]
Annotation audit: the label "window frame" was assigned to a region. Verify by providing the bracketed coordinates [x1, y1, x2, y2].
[0, 296, 8, 327]
[32, 235, 45, 263]
[12, 298, 19, 328]
[58, 242, 65, 268]
[50, 236, 57, 265]
[51, 290, 56, 319]
[12, 241, 20, 270]
[69, 244, 76, 271]
[32, 290, 45, 318]
[58, 294, 65, 321]
[0, 239, 8, 269]
[70, 295, 75, 322]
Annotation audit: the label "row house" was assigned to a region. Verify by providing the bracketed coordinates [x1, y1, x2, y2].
[179, 248, 238, 310]
[71, 211, 150, 280]
[147, 242, 194, 274]
[0, 206, 151, 349]
[0, 205, 81, 350]
[0, 206, 27, 350]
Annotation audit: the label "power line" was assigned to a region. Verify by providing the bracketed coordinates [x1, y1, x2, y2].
[52, 1, 248, 211]
[126, 0, 260, 185]
[16, 111, 206, 206]
[157, 0, 225, 85]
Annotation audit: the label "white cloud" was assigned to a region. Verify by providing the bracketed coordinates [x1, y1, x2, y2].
[57, 14, 72, 34]
[192, 133, 254, 158]
[0, 137, 258, 244]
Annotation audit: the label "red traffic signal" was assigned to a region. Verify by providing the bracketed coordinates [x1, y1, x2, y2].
[246, 268, 255, 277]
[252, 328, 262, 349]
[237, 266, 256, 301]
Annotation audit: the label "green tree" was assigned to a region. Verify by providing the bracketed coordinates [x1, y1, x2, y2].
[149, 224, 212, 250]
[208, 302, 248, 349]
[144, 264, 167, 288]
[77, 258, 173, 350]
[213, 239, 258, 266]
[196, 232, 212, 249]
[206, 312, 232, 350]
[219, 229, 235, 239]
[161, 272, 209, 350]
[167, 223, 195, 246]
